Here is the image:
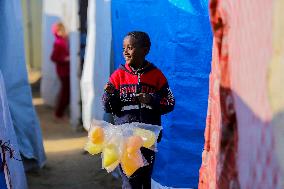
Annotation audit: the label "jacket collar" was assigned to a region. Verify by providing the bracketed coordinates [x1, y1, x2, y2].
[119, 61, 156, 75]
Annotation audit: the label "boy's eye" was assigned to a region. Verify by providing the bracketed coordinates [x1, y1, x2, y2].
[123, 46, 134, 51]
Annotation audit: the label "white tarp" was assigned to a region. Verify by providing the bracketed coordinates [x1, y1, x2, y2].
[151, 179, 193, 189]
[81, 0, 112, 130]
[0, 0, 46, 170]
[0, 71, 28, 189]
[42, 0, 81, 128]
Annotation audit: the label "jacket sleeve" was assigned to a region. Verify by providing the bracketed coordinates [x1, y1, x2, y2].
[151, 82, 175, 115]
[102, 82, 121, 114]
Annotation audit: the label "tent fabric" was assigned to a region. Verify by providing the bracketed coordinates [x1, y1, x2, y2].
[269, 0, 284, 175]
[21, 0, 42, 71]
[0, 0, 46, 170]
[199, 0, 283, 188]
[68, 1, 81, 129]
[81, 0, 112, 130]
[111, 1, 212, 188]
[0, 71, 28, 189]
[41, 0, 61, 107]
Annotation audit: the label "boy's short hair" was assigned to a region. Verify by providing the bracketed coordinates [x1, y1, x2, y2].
[126, 31, 151, 49]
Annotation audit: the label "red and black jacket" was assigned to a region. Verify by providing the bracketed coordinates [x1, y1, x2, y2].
[102, 62, 175, 127]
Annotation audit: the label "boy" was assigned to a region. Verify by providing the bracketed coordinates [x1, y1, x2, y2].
[102, 31, 175, 189]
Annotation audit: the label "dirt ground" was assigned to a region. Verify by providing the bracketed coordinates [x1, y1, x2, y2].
[26, 74, 121, 189]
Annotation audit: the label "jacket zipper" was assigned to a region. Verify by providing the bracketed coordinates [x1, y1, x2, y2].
[137, 72, 142, 123]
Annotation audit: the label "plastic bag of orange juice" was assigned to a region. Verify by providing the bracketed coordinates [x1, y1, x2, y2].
[121, 136, 145, 177]
[84, 140, 104, 155]
[89, 126, 104, 144]
[101, 130, 124, 172]
[85, 121, 107, 155]
[131, 123, 162, 151]
[121, 150, 144, 177]
[126, 136, 144, 154]
[102, 143, 120, 172]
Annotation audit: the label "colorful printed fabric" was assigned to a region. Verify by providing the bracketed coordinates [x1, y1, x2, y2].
[198, 1, 239, 188]
[0, 156, 8, 189]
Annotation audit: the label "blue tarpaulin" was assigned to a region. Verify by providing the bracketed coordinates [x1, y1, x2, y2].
[111, 0, 212, 188]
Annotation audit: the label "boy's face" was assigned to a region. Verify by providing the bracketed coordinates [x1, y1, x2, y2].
[123, 36, 148, 66]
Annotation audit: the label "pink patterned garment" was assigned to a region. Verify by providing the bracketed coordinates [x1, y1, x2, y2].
[199, 0, 283, 188]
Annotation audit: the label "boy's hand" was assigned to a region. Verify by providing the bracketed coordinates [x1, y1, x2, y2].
[137, 93, 152, 104]
[104, 83, 115, 94]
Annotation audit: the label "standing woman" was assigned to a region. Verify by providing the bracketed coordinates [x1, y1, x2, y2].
[50, 22, 70, 119]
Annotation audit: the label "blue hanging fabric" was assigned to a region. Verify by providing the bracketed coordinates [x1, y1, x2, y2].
[0, 71, 28, 188]
[0, 0, 46, 170]
[111, 0, 212, 188]
[0, 156, 8, 189]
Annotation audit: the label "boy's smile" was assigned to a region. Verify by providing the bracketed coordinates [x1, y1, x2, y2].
[123, 36, 147, 68]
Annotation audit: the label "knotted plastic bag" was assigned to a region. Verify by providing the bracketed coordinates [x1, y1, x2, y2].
[133, 128, 156, 149]
[84, 121, 107, 155]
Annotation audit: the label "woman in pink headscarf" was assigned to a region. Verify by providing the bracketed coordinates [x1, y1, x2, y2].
[50, 22, 70, 119]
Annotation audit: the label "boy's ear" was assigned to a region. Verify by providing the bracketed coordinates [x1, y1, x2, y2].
[143, 47, 150, 55]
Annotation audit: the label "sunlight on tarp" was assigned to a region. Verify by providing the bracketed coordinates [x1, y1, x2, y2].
[168, 0, 209, 15]
[169, 0, 198, 14]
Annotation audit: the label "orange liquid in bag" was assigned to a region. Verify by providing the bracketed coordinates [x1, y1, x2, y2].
[121, 150, 144, 177]
[90, 127, 104, 144]
[126, 136, 143, 154]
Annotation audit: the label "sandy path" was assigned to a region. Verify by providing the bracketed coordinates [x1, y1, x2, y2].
[26, 79, 121, 189]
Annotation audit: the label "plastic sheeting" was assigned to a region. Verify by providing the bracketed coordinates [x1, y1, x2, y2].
[0, 0, 46, 170]
[81, 0, 112, 130]
[0, 71, 28, 189]
[42, 0, 81, 128]
[111, 1, 212, 188]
